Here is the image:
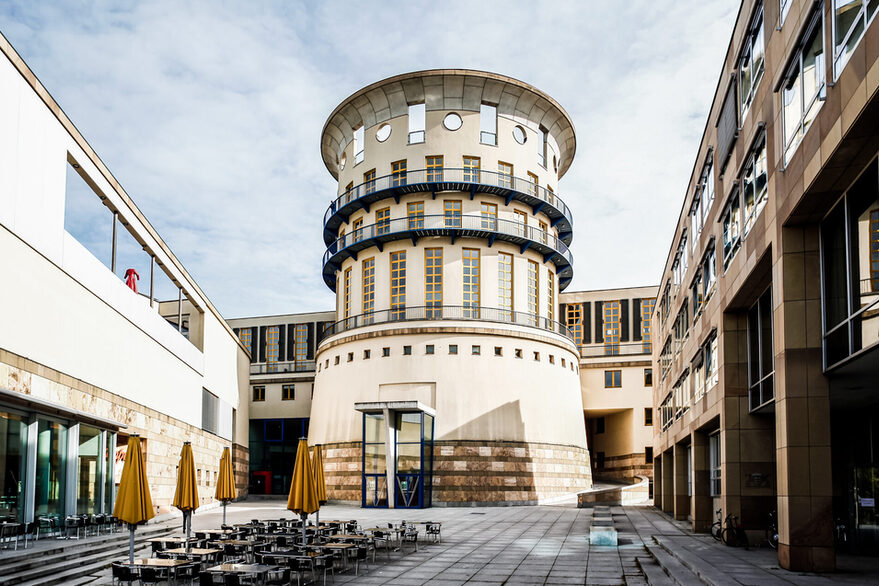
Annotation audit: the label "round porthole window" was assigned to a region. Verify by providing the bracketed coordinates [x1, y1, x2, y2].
[340, 152, 347, 170]
[513, 125, 527, 144]
[443, 112, 463, 131]
[376, 123, 392, 142]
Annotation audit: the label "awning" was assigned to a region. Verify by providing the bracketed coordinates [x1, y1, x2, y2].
[0, 386, 128, 429]
[354, 401, 435, 416]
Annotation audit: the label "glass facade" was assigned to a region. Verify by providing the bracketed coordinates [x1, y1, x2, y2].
[0, 410, 27, 521]
[248, 418, 309, 495]
[35, 419, 68, 518]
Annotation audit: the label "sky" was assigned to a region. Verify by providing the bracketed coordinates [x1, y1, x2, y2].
[0, 1, 737, 318]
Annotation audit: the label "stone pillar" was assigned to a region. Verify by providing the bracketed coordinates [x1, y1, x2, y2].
[661, 448, 674, 514]
[653, 455, 662, 508]
[673, 442, 689, 520]
[691, 430, 713, 532]
[775, 226, 834, 572]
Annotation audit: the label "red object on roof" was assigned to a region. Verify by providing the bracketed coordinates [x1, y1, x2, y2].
[124, 268, 139, 293]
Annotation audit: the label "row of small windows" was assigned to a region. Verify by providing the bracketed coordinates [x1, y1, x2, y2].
[316, 345, 579, 373]
[252, 384, 297, 402]
[341, 103, 555, 172]
[342, 248, 555, 322]
[564, 298, 656, 356]
[659, 333, 720, 429]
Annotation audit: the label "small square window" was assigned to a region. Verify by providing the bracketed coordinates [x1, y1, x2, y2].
[403, 345, 412, 355]
[644, 407, 653, 426]
[644, 368, 653, 386]
[347, 352, 354, 362]
[325, 359, 329, 368]
[604, 370, 622, 388]
[549, 355, 555, 364]
[252, 386, 265, 402]
[533, 352, 540, 361]
[382, 347, 391, 357]
[364, 349, 371, 359]
[282, 384, 295, 401]
[334, 356, 340, 365]
[426, 345, 435, 355]
[561, 358, 566, 367]
[596, 417, 605, 434]
[449, 344, 458, 355]
[645, 446, 654, 464]
[494, 346, 503, 356]
[514, 349, 523, 359]
[472, 345, 481, 355]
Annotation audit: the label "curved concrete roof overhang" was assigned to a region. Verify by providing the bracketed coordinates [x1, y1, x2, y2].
[320, 69, 577, 180]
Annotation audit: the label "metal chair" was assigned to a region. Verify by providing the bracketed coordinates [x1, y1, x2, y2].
[111, 563, 139, 585]
[174, 562, 199, 585]
[402, 526, 418, 552]
[312, 554, 335, 585]
[425, 522, 441, 543]
[371, 530, 391, 560]
[139, 567, 166, 585]
[353, 545, 370, 575]
[198, 572, 216, 586]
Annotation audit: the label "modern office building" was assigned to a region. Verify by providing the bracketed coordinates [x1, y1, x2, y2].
[226, 311, 335, 496]
[652, 0, 879, 571]
[561, 286, 658, 484]
[307, 70, 592, 508]
[0, 32, 251, 523]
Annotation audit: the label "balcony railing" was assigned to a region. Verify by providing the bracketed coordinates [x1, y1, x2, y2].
[250, 361, 316, 374]
[322, 305, 575, 342]
[322, 213, 574, 291]
[323, 167, 574, 247]
[578, 342, 653, 358]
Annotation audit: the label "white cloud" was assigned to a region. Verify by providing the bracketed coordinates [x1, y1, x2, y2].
[0, 0, 736, 317]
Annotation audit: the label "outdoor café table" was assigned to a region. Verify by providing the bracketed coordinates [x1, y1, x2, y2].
[213, 539, 251, 546]
[319, 543, 355, 571]
[206, 563, 276, 585]
[126, 558, 189, 585]
[329, 534, 368, 541]
[164, 547, 222, 559]
[203, 528, 238, 538]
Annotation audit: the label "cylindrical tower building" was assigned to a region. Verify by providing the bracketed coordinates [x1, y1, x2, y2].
[310, 70, 591, 507]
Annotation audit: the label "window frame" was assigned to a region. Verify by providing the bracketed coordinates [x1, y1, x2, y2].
[462, 248, 481, 318]
[390, 251, 407, 319]
[375, 207, 390, 236]
[463, 156, 481, 183]
[426, 155, 444, 182]
[832, 0, 879, 78]
[425, 247, 443, 318]
[252, 386, 266, 402]
[747, 287, 775, 411]
[781, 9, 826, 165]
[741, 132, 769, 236]
[391, 159, 408, 187]
[738, 4, 766, 119]
[721, 188, 743, 271]
[281, 384, 295, 401]
[604, 370, 622, 388]
[407, 201, 425, 230]
[407, 103, 426, 144]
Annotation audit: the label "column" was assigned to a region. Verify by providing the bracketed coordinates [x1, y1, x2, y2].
[661, 448, 674, 514]
[653, 455, 662, 508]
[691, 430, 713, 532]
[673, 442, 689, 521]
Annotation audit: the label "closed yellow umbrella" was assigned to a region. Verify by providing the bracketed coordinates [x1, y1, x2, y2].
[215, 446, 237, 526]
[172, 442, 199, 552]
[312, 444, 327, 529]
[287, 438, 319, 546]
[113, 435, 154, 563]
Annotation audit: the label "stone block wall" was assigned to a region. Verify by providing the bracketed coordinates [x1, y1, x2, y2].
[231, 443, 249, 500]
[597, 452, 652, 483]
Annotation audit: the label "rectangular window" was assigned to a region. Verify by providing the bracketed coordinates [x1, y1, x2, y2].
[352, 217, 363, 242]
[238, 328, 252, 355]
[282, 384, 295, 401]
[407, 201, 425, 230]
[706, 334, 719, 390]
[354, 126, 365, 164]
[472, 345, 481, 355]
[498, 161, 513, 189]
[408, 103, 425, 144]
[480, 103, 497, 145]
[709, 432, 722, 496]
[426, 155, 444, 182]
[645, 446, 654, 464]
[376, 207, 390, 235]
[527, 260, 539, 324]
[739, 5, 765, 118]
[722, 190, 742, 270]
[539, 220, 549, 244]
[604, 300, 620, 355]
[748, 287, 775, 411]
[266, 326, 279, 372]
[364, 168, 376, 194]
[641, 298, 656, 353]
[344, 267, 352, 318]
[833, 0, 877, 76]
[390, 251, 406, 320]
[703, 246, 717, 301]
[567, 303, 583, 350]
[547, 271, 555, 322]
[444, 200, 462, 228]
[596, 418, 605, 434]
[645, 368, 653, 386]
[463, 156, 481, 183]
[498, 252, 514, 320]
[293, 324, 307, 368]
[252, 386, 265, 402]
[449, 344, 458, 354]
[362, 257, 375, 318]
[537, 127, 548, 167]
[741, 134, 768, 235]
[425, 248, 443, 318]
[527, 171, 539, 197]
[783, 12, 826, 164]
[463, 248, 480, 318]
[481, 202, 498, 230]
[604, 370, 622, 388]
[391, 159, 408, 187]
[780, 0, 792, 24]
[644, 407, 653, 425]
[513, 209, 528, 237]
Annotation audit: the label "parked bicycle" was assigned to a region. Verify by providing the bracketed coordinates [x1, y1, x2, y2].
[835, 517, 848, 551]
[711, 509, 723, 542]
[721, 513, 749, 549]
[766, 510, 778, 550]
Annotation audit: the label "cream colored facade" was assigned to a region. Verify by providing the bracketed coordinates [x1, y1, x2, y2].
[0, 32, 250, 520]
[310, 70, 590, 507]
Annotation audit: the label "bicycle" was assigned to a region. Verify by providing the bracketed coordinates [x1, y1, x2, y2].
[710, 509, 723, 542]
[721, 513, 749, 549]
[835, 517, 848, 551]
[766, 510, 778, 550]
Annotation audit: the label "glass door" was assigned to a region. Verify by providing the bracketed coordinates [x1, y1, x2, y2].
[395, 412, 435, 509]
[362, 413, 387, 508]
[77, 425, 102, 514]
[0, 410, 28, 522]
[35, 419, 68, 518]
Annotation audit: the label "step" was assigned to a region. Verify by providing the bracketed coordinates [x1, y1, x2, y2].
[635, 555, 675, 586]
[654, 536, 740, 586]
[12, 544, 153, 586]
[645, 543, 705, 586]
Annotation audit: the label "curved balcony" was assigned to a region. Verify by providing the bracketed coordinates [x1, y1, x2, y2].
[321, 305, 575, 343]
[323, 168, 574, 247]
[321, 214, 574, 292]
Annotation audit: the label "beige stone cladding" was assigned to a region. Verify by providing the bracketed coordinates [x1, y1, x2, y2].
[1, 349, 248, 511]
[597, 452, 652, 483]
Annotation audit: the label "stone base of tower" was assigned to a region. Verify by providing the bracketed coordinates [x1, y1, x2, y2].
[320, 440, 592, 506]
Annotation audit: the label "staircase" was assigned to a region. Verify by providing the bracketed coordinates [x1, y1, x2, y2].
[0, 524, 175, 585]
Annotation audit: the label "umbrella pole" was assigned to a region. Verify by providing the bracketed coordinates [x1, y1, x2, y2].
[185, 511, 191, 554]
[222, 501, 227, 526]
[301, 513, 307, 547]
[316, 509, 320, 541]
[128, 524, 135, 564]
